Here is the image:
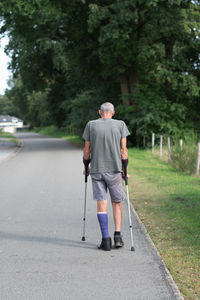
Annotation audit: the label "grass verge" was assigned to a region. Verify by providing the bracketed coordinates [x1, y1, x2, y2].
[128, 148, 200, 300]
[0, 131, 18, 144]
[34, 126, 84, 146]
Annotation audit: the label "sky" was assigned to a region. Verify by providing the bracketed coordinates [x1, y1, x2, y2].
[0, 35, 12, 95]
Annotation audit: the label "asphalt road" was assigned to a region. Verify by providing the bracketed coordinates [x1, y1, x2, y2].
[0, 133, 183, 300]
[0, 139, 18, 163]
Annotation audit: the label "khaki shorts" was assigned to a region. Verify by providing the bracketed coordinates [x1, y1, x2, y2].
[91, 172, 125, 203]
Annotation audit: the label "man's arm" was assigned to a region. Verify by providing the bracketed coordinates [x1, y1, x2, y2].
[121, 137, 128, 159]
[83, 140, 91, 175]
[121, 137, 129, 180]
[83, 140, 91, 160]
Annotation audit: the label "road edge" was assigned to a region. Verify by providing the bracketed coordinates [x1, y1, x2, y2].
[0, 139, 23, 165]
[130, 202, 184, 300]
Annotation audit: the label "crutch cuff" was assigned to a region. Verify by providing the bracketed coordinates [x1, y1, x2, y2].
[122, 159, 128, 167]
[122, 159, 128, 185]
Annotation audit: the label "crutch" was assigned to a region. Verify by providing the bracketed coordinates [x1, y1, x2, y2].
[122, 159, 135, 251]
[81, 159, 90, 241]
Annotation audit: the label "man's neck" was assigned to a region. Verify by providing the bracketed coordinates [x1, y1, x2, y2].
[101, 113, 113, 119]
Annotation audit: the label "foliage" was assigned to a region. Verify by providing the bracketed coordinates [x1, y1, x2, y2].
[115, 83, 187, 145]
[0, 0, 199, 143]
[27, 89, 52, 128]
[0, 94, 17, 115]
[4, 76, 29, 121]
[88, 1, 144, 78]
[64, 83, 121, 134]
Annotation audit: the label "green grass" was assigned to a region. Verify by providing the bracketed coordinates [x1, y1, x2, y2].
[34, 126, 84, 145]
[0, 131, 18, 144]
[128, 148, 200, 300]
[0, 131, 14, 138]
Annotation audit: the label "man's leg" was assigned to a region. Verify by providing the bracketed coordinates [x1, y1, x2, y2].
[97, 199, 107, 212]
[104, 172, 124, 248]
[91, 174, 112, 250]
[111, 201, 122, 232]
[97, 200, 109, 238]
[96, 200, 112, 250]
[112, 201, 124, 248]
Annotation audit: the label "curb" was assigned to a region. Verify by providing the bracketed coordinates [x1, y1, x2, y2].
[0, 139, 23, 165]
[130, 201, 184, 300]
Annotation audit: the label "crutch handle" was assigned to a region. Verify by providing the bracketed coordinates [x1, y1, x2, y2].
[122, 159, 128, 185]
[83, 158, 91, 182]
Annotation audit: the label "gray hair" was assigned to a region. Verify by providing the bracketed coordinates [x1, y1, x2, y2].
[100, 102, 114, 112]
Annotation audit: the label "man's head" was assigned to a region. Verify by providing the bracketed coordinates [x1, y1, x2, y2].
[99, 102, 115, 118]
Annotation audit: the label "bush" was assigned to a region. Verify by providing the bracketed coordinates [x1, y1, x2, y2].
[170, 131, 198, 174]
[171, 145, 197, 174]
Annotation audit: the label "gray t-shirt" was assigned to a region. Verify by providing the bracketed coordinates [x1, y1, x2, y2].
[82, 118, 130, 174]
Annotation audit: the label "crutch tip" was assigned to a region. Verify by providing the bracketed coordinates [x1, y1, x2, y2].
[82, 236, 86, 241]
[131, 246, 135, 251]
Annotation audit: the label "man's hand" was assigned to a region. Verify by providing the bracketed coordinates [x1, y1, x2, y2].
[122, 172, 130, 181]
[83, 167, 90, 176]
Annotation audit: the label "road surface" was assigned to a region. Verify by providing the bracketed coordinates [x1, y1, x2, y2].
[0, 138, 18, 163]
[0, 133, 183, 300]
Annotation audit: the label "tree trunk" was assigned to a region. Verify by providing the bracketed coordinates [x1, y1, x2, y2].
[165, 39, 174, 60]
[120, 74, 130, 105]
[164, 39, 174, 101]
[128, 69, 138, 97]
[120, 69, 138, 105]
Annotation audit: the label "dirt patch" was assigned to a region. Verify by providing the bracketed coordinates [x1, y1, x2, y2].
[174, 197, 186, 202]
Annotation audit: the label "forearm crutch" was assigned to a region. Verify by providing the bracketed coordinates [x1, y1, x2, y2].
[81, 159, 90, 241]
[122, 159, 135, 251]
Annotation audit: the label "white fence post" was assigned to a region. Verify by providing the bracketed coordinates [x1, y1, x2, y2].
[180, 139, 183, 151]
[152, 133, 155, 153]
[196, 142, 200, 176]
[160, 135, 163, 158]
[167, 137, 171, 162]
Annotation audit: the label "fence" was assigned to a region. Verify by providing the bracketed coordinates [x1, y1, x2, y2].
[151, 133, 200, 176]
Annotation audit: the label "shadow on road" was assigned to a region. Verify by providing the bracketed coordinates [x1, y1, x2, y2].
[0, 231, 96, 250]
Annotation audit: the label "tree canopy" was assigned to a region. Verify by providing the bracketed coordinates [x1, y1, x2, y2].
[0, 0, 199, 144]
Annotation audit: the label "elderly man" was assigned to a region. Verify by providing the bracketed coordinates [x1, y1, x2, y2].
[82, 102, 130, 251]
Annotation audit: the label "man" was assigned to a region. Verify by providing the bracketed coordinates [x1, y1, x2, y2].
[82, 102, 130, 251]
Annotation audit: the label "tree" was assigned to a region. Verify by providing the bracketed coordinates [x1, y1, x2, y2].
[27, 89, 52, 127]
[88, 0, 200, 105]
[0, 0, 199, 142]
[4, 76, 29, 121]
[0, 94, 17, 115]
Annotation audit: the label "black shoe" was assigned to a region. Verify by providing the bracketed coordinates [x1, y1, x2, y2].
[114, 234, 124, 248]
[98, 237, 112, 251]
